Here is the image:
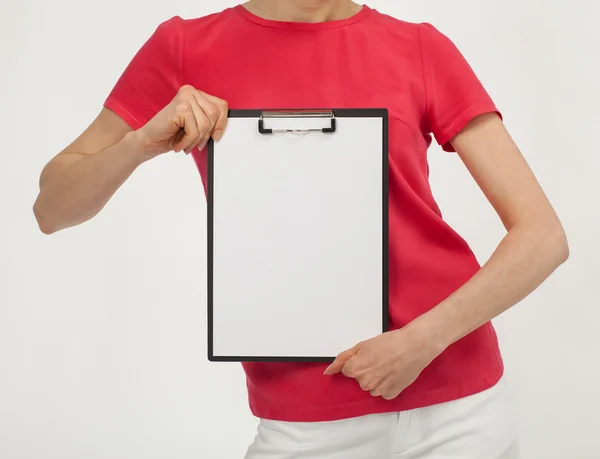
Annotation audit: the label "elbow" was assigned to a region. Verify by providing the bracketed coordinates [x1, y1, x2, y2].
[549, 219, 570, 266]
[33, 198, 57, 235]
[558, 231, 570, 265]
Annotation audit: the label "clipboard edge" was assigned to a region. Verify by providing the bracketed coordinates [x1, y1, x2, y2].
[207, 108, 390, 362]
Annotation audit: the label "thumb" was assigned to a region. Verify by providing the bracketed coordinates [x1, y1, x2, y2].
[323, 343, 362, 375]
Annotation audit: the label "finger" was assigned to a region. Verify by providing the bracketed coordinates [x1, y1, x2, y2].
[369, 380, 389, 398]
[379, 380, 403, 400]
[358, 377, 374, 392]
[186, 99, 211, 153]
[323, 355, 346, 376]
[200, 92, 229, 141]
[341, 357, 361, 378]
[324, 346, 360, 375]
[173, 104, 199, 152]
[191, 91, 220, 148]
[184, 99, 207, 154]
[369, 388, 382, 398]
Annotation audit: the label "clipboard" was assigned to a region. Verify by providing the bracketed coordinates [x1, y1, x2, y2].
[207, 109, 389, 362]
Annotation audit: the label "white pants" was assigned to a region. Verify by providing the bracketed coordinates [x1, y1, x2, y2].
[245, 377, 519, 459]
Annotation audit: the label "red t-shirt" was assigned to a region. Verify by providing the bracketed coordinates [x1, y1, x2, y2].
[104, 5, 504, 422]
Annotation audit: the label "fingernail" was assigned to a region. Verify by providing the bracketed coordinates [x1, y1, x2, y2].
[213, 130, 222, 142]
[198, 141, 207, 151]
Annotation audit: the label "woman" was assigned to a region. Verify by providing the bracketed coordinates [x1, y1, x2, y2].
[33, 1, 568, 457]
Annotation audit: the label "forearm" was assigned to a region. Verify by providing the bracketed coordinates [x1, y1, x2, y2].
[412, 220, 569, 349]
[34, 131, 147, 234]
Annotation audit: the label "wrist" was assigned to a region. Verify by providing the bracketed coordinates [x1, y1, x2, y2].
[403, 312, 452, 360]
[122, 130, 153, 164]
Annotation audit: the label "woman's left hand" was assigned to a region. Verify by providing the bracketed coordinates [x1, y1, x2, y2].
[323, 325, 446, 400]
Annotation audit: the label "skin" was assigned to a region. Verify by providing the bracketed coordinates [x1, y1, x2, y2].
[34, 0, 569, 400]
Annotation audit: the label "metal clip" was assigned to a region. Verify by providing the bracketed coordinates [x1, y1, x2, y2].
[258, 110, 336, 134]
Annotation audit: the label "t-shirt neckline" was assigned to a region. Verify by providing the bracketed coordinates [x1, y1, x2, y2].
[236, 4, 371, 30]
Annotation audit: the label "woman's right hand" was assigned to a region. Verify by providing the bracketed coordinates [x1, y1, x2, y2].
[135, 85, 229, 159]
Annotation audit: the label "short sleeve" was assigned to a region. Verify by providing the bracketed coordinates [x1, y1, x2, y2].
[103, 16, 184, 130]
[420, 23, 501, 152]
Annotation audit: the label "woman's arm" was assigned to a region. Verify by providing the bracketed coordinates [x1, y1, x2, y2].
[33, 87, 228, 234]
[324, 113, 569, 398]
[413, 112, 569, 348]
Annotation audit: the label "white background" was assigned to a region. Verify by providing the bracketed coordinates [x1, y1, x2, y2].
[1, 0, 598, 458]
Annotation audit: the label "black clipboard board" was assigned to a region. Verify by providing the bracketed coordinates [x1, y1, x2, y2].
[207, 109, 389, 362]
